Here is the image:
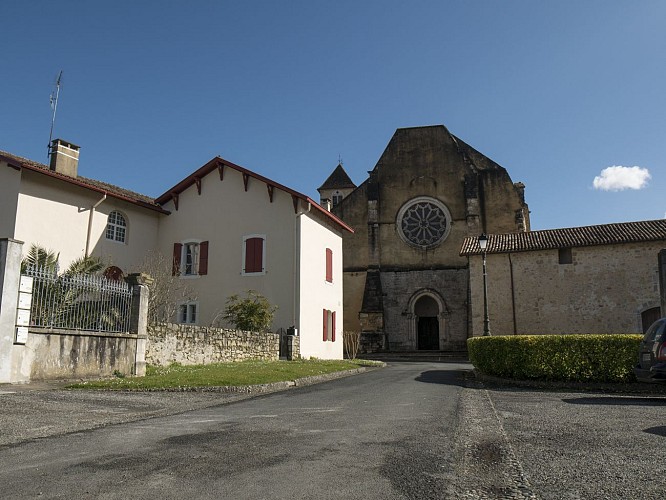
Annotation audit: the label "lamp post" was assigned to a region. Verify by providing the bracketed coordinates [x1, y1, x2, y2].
[478, 233, 491, 336]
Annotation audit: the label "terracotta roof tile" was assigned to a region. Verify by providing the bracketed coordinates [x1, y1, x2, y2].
[460, 219, 666, 255]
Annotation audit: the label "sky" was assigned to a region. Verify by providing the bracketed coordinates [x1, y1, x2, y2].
[3, 1, 665, 230]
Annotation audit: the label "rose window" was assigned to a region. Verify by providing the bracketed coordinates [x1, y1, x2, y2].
[398, 198, 450, 248]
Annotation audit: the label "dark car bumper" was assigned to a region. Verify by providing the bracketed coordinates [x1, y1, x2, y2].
[635, 362, 666, 383]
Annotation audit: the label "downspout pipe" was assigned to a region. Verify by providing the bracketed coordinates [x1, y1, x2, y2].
[85, 193, 107, 257]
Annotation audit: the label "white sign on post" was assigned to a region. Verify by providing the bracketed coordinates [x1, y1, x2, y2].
[15, 327, 28, 344]
[18, 292, 32, 310]
[19, 276, 33, 293]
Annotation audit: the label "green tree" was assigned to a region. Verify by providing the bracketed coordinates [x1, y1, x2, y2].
[222, 290, 277, 332]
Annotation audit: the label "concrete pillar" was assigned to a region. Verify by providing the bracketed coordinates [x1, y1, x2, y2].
[0, 238, 26, 384]
[659, 250, 666, 317]
[125, 273, 152, 377]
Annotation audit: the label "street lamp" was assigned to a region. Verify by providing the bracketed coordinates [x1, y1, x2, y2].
[478, 233, 491, 336]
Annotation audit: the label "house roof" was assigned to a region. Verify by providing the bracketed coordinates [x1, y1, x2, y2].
[0, 150, 168, 214]
[155, 156, 354, 234]
[460, 219, 666, 255]
[318, 163, 357, 191]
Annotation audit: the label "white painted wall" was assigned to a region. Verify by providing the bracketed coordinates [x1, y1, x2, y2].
[0, 164, 21, 239]
[297, 212, 344, 359]
[156, 166, 299, 331]
[13, 170, 159, 271]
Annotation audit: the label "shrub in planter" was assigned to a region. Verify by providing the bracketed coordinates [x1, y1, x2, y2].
[467, 334, 642, 382]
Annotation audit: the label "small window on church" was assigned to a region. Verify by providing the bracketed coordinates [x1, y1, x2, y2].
[558, 248, 572, 265]
[332, 192, 343, 206]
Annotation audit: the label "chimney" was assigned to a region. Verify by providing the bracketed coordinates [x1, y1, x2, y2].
[322, 198, 332, 211]
[49, 139, 80, 177]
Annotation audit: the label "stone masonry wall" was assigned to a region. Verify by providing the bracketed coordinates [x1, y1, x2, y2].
[146, 323, 280, 366]
[469, 241, 664, 336]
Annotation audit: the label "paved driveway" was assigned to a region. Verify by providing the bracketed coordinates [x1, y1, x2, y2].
[1, 364, 665, 499]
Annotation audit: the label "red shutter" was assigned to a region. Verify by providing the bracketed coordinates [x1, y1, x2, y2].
[331, 311, 336, 342]
[254, 238, 263, 272]
[198, 241, 209, 275]
[325, 248, 333, 282]
[172, 243, 182, 276]
[323, 309, 328, 341]
[245, 238, 263, 273]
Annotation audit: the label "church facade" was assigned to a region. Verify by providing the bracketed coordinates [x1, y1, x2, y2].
[319, 125, 529, 352]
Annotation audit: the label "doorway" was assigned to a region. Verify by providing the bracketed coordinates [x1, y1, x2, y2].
[414, 295, 439, 350]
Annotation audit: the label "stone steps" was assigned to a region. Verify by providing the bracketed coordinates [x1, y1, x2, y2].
[358, 350, 469, 362]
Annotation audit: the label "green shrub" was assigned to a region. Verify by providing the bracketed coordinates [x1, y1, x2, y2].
[467, 334, 642, 383]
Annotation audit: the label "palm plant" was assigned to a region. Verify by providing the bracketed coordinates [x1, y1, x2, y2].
[22, 245, 107, 329]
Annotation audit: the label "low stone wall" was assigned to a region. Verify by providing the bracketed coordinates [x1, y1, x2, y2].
[146, 323, 280, 366]
[26, 328, 141, 380]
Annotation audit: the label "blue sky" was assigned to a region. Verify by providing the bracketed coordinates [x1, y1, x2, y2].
[3, 1, 665, 230]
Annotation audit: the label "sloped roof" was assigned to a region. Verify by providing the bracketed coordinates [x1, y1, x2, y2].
[156, 156, 354, 234]
[0, 150, 166, 213]
[460, 219, 666, 255]
[318, 163, 357, 190]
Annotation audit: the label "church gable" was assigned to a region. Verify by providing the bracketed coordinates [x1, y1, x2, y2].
[323, 124, 529, 351]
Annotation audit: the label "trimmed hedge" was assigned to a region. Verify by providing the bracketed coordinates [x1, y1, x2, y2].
[467, 334, 643, 382]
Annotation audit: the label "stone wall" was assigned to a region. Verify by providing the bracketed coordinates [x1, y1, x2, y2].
[146, 323, 280, 366]
[469, 241, 664, 336]
[25, 328, 141, 380]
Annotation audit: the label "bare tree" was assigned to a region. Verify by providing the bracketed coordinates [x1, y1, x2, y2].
[136, 250, 196, 325]
[343, 330, 362, 359]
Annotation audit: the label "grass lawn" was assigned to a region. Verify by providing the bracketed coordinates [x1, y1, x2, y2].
[66, 359, 379, 390]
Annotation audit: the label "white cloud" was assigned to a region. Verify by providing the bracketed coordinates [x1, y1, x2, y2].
[592, 165, 651, 191]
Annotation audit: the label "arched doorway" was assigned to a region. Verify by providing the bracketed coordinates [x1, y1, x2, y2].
[414, 295, 439, 350]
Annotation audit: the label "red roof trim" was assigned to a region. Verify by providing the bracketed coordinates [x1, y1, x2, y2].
[0, 153, 169, 214]
[156, 156, 354, 233]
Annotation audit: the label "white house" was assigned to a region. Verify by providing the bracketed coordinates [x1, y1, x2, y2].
[0, 139, 352, 359]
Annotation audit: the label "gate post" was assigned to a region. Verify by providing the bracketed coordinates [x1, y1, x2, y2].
[659, 250, 666, 317]
[125, 273, 152, 377]
[0, 238, 27, 384]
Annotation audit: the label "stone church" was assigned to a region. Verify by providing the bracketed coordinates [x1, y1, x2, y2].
[318, 125, 529, 352]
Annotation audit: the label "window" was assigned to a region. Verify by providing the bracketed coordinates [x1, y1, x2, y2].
[105, 211, 127, 243]
[243, 235, 265, 274]
[178, 302, 198, 324]
[325, 248, 333, 283]
[558, 248, 573, 265]
[332, 191, 343, 206]
[172, 241, 209, 276]
[322, 309, 336, 342]
[397, 197, 451, 249]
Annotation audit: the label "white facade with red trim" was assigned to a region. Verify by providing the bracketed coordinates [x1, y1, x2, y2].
[1, 149, 351, 360]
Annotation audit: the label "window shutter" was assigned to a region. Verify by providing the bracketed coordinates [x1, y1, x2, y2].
[323, 309, 328, 341]
[331, 311, 336, 342]
[172, 243, 182, 276]
[245, 237, 264, 273]
[199, 241, 209, 275]
[325, 248, 333, 282]
[255, 238, 264, 272]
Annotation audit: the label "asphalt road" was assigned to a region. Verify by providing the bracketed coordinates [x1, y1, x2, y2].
[1, 363, 665, 499]
[0, 362, 469, 499]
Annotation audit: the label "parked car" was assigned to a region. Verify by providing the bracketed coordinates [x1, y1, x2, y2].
[635, 317, 666, 383]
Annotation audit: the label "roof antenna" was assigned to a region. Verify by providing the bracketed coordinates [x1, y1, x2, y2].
[48, 70, 63, 161]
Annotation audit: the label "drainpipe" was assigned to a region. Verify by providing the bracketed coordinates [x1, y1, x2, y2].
[85, 193, 107, 257]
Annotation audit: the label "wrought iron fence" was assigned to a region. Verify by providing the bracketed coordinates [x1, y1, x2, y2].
[22, 266, 133, 333]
